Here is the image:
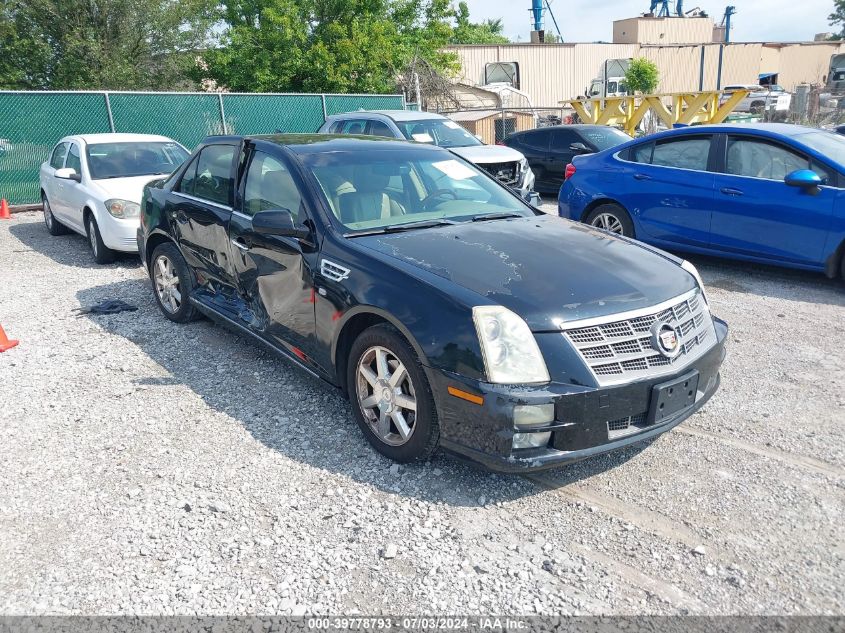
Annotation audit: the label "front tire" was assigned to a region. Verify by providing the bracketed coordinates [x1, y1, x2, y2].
[42, 194, 69, 236]
[85, 215, 116, 264]
[150, 242, 199, 323]
[347, 324, 440, 463]
[585, 203, 635, 237]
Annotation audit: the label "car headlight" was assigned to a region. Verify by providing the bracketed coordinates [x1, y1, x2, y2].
[472, 306, 550, 384]
[681, 260, 708, 305]
[105, 199, 141, 218]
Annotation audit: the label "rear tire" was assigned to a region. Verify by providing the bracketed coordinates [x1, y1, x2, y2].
[42, 194, 69, 236]
[347, 324, 440, 463]
[85, 215, 116, 264]
[150, 242, 199, 323]
[585, 203, 635, 237]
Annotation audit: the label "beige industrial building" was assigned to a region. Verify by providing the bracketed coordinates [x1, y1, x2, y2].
[446, 15, 845, 107]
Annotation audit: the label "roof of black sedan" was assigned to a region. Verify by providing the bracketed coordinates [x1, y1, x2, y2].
[201, 133, 438, 154]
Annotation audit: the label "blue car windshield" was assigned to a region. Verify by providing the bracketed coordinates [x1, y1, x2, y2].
[302, 149, 532, 233]
[797, 131, 845, 167]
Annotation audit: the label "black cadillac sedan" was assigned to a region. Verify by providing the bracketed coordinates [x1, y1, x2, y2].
[137, 134, 727, 472]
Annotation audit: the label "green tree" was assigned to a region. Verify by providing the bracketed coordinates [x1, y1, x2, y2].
[451, 1, 509, 44]
[198, 0, 461, 94]
[624, 57, 659, 94]
[0, 0, 216, 90]
[830, 0, 845, 38]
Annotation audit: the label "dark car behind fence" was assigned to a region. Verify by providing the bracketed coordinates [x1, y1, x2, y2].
[0, 91, 407, 205]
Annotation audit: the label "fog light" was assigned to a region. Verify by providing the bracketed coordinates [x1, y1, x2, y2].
[513, 431, 552, 450]
[512, 403, 554, 450]
[514, 403, 555, 428]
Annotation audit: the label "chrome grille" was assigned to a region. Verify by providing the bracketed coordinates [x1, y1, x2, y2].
[561, 290, 714, 386]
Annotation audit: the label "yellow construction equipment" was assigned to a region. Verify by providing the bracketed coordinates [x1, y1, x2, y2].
[561, 90, 750, 136]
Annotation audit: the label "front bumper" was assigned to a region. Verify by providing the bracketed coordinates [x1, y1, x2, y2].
[98, 214, 141, 253]
[426, 317, 728, 473]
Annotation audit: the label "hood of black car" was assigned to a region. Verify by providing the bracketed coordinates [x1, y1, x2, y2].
[355, 215, 697, 331]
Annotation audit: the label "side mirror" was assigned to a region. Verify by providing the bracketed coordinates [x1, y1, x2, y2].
[251, 209, 310, 239]
[55, 167, 81, 182]
[569, 142, 590, 154]
[520, 190, 542, 207]
[784, 169, 822, 192]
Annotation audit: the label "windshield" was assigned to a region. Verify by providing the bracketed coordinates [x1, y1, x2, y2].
[396, 119, 482, 148]
[797, 130, 845, 166]
[86, 142, 189, 179]
[303, 149, 533, 233]
[583, 127, 631, 151]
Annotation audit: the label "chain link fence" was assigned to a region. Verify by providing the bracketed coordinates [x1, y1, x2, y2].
[0, 91, 406, 204]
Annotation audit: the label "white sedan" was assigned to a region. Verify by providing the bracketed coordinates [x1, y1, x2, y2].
[39, 133, 190, 263]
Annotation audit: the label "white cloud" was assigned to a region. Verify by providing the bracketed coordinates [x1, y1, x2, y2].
[459, 0, 835, 43]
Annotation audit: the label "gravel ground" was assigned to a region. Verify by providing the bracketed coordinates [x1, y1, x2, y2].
[0, 209, 843, 616]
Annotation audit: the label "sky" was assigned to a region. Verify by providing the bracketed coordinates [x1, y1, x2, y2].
[460, 0, 836, 43]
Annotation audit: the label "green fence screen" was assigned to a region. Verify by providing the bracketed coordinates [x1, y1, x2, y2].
[0, 91, 406, 204]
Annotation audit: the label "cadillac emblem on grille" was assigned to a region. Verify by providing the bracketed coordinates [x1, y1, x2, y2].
[652, 322, 681, 358]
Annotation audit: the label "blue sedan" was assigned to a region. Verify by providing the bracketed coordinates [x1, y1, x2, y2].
[559, 124, 845, 278]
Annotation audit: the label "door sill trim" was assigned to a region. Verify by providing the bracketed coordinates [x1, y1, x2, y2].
[188, 295, 325, 382]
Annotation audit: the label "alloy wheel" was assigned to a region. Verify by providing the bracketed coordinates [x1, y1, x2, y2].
[43, 199, 54, 230]
[88, 221, 99, 256]
[591, 212, 624, 234]
[356, 345, 417, 447]
[153, 254, 182, 314]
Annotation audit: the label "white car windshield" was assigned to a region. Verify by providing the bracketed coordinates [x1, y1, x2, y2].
[396, 119, 482, 148]
[304, 149, 533, 233]
[86, 142, 190, 179]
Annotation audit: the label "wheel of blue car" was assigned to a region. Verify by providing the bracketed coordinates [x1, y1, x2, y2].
[42, 194, 69, 236]
[348, 324, 440, 463]
[585, 203, 635, 238]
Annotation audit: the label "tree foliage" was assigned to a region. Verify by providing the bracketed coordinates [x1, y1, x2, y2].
[197, 0, 468, 94]
[0, 0, 508, 93]
[450, 1, 509, 44]
[624, 57, 659, 95]
[830, 0, 845, 38]
[0, 0, 216, 90]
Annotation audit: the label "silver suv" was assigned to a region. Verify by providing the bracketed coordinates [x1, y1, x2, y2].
[319, 110, 536, 197]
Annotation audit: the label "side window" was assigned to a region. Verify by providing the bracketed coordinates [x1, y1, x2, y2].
[629, 142, 654, 164]
[338, 119, 368, 135]
[176, 155, 199, 196]
[243, 151, 304, 220]
[367, 120, 395, 137]
[651, 137, 711, 171]
[551, 128, 578, 149]
[50, 143, 68, 169]
[65, 143, 82, 173]
[520, 131, 550, 153]
[725, 137, 828, 183]
[193, 145, 236, 206]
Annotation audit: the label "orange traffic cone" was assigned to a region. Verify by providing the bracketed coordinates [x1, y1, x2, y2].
[0, 199, 9, 220]
[0, 324, 19, 352]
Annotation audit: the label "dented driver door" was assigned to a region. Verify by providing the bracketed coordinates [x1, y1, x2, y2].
[228, 144, 322, 371]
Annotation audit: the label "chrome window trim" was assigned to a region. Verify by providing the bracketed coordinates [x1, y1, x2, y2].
[172, 191, 233, 212]
[556, 288, 697, 331]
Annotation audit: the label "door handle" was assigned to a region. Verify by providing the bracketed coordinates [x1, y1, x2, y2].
[720, 187, 743, 196]
[231, 237, 249, 251]
[633, 173, 651, 181]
